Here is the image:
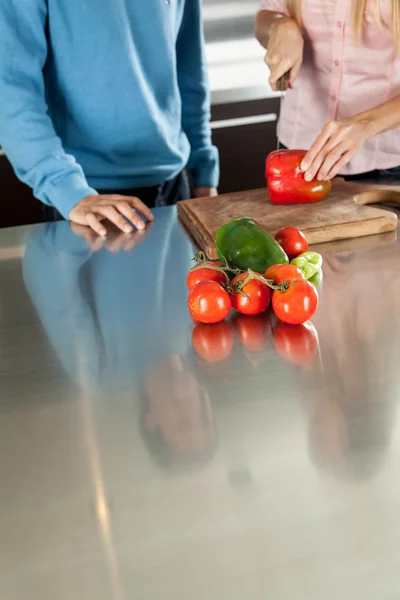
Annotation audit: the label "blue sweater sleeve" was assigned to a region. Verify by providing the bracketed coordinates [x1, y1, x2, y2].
[0, 0, 97, 219]
[176, 0, 219, 189]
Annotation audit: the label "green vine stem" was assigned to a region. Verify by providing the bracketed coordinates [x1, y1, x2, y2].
[190, 255, 289, 294]
[233, 269, 288, 293]
[191, 253, 241, 285]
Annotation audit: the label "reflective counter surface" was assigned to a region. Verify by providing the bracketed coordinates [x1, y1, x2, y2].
[1, 208, 400, 599]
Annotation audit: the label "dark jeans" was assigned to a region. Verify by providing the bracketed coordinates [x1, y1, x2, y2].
[43, 170, 191, 222]
[278, 143, 400, 181]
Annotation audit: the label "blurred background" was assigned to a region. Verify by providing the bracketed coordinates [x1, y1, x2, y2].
[204, 0, 279, 194]
[1, 0, 278, 228]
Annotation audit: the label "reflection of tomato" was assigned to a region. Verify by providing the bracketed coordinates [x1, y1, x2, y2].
[230, 273, 271, 316]
[272, 279, 318, 324]
[265, 263, 304, 285]
[274, 227, 308, 259]
[192, 322, 234, 362]
[233, 313, 271, 352]
[274, 321, 318, 365]
[188, 281, 231, 324]
[187, 263, 226, 291]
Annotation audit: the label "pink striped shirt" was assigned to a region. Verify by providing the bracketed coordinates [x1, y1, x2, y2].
[259, 0, 400, 174]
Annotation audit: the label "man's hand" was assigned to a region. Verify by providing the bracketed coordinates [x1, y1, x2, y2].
[69, 194, 154, 236]
[264, 17, 304, 91]
[193, 187, 218, 199]
[300, 118, 373, 182]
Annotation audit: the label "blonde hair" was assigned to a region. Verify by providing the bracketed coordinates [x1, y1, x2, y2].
[287, 0, 400, 48]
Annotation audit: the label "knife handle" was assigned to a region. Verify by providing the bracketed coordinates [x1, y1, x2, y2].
[277, 73, 290, 92]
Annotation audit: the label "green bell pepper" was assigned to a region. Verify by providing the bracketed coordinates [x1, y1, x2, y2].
[291, 251, 323, 280]
[216, 217, 288, 273]
[308, 269, 323, 288]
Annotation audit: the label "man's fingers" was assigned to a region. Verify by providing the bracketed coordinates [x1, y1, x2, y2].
[119, 196, 154, 222]
[97, 206, 133, 233]
[124, 230, 146, 252]
[116, 201, 146, 230]
[90, 236, 107, 253]
[105, 235, 127, 254]
[86, 212, 107, 236]
[70, 222, 92, 240]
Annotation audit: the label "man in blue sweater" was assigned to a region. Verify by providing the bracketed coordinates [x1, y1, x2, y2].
[0, 0, 219, 235]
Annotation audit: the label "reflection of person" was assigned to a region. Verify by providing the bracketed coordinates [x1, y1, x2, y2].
[0, 1, 218, 235]
[308, 394, 393, 481]
[23, 217, 216, 470]
[255, 1, 400, 182]
[142, 356, 216, 471]
[304, 250, 400, 480]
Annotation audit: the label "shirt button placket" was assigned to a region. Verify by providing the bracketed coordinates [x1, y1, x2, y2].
[329, 6, 347, 119]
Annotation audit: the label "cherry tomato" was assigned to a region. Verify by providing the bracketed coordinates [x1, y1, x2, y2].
[265, 263, 304, 285]
[272, 279, 318, 325]
[274, 321, 318, 365]
[187, 262, 226, 291]
[233, 313, 271, 352]
[188, 281, 231, 324]
[192, 322, 234, 362]
[230, 273, 271, 316]
[274, 227, 309, 260]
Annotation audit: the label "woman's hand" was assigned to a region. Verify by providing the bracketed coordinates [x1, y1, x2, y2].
[265, 17, 304, 91]
[300, 118, 373, 181]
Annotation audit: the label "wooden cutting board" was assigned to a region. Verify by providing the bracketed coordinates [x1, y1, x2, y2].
[178, 179, 400, 259]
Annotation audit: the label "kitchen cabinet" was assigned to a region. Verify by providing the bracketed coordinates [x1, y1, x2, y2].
[211, 97, 279, 194]
[0, 155, 43, 228]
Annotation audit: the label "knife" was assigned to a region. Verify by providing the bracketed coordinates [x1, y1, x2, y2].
[276, 74, 289, 150]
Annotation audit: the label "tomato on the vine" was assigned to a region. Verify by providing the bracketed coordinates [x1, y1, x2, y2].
[274, 321, 318, 365]
[265, 263, 304, 285]
[230, 272, 271, 316]
[188, 281, 231, 324]
[272, 279, 318, 325]
[274, 227, 308, 260]
[233, 313, 271, 352]
[187, 262, 227, 291]
[192, 322, 234, 362]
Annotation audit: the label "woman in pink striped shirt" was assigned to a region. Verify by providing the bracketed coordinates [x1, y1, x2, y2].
[255, 1, 400, 182]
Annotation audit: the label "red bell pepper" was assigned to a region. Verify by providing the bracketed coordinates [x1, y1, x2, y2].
[265, 150, 332, 205]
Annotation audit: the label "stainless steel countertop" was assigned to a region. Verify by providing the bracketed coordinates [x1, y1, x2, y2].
[1, 209, 400, 599]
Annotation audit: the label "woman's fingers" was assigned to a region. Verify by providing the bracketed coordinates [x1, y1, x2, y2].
[301, 122, 337, 175]
[325, 150, 356, 180]
[303, 124, 352, 181]
[289, 57, 302, 88]
[317, 141, 352, 180]
[268, 57, 295, 90]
